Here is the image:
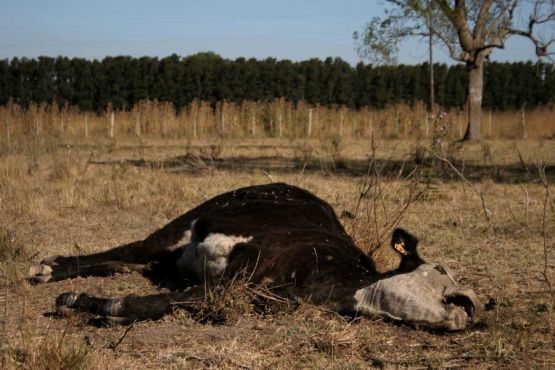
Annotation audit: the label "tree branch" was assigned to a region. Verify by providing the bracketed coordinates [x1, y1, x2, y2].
[434, 0, 456, 22]
[474, 0, 494, 40]
[453, 0, 476, 52]
[508, 27, 555, 57]
[508, 1, 555, 58]
[433, 30, 470, 61]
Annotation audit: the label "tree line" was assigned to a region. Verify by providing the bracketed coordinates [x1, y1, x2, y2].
[0, 53, 553, 112]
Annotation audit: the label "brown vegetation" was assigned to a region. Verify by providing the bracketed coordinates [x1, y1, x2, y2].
[1, 100, 554, 144]
[0, 122, 554, 367]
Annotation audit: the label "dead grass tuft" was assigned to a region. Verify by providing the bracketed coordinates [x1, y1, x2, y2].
[1, 332, 92, 370]
[0, 226, 27, 263]
[0, 136, 554, 368]
[188, 279, 257, 325]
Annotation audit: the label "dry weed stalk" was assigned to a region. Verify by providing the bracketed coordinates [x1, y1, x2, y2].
[1, 100, 554, 143]
[352, 134, 425, 250]
[170, 273, 283, 324]
[537, 163, 553, 299]
[108, 322, 135, 350]
[431, 145, 492, 223]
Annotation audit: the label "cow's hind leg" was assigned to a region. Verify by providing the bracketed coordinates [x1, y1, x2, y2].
[29, 260, 146, 284]
[55, 286, 206, 326]
[30, 212, 195, 283]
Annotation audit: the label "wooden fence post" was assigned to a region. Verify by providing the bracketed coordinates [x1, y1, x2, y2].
[109, 111, 115, 139]
[369, 110, 374, 137]
[269, 106, 274, 137]
[278, 110, 283, 138]
[339, 109, 344, 137]
[488, 110, 492, 138]
[135, 112, 141, 137]
[251, 106, 256, 137]
[394, 107, 400, 137]
[307, 108, 312, 137]
[521, 107, 526, 139]
[5, 115, 10, 143]
[314, 107, 319, 137]
[193, 106, 198, 139]
[458, 110, 463, 139]
[425, 112, 429, 138]
[85, 114, 89, 138]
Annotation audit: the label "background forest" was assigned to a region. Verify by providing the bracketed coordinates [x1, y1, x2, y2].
[1, 53, 554, 112]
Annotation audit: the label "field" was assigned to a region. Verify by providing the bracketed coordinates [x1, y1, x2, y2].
[2, 100, 555, 142]
[0, 134, 554, 368]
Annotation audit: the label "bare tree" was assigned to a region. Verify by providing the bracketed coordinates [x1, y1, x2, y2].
[355, 0, 555, 141]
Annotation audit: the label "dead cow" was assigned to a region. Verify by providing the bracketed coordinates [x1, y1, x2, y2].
[29, 183, 483, 330]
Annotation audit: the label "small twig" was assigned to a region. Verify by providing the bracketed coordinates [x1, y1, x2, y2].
[503, 186, 521, 228]
[375, 167, 425, 246]
[56, 318, 71, 354]
[519, 184, 530, 226]
[296, 159, 309, 182]
[353, 133, 377, 218]
[246, 286, 290, 304]
[537, 163, 553, 299]
[108, 321, 135, 350]
[3, 274, 7, 321]
[352, 136, 425, 251]
[431, 147, 491, 222]
[79, 151, 94, 177]
[246, 250, 262, 284]
[262, 170, 274, 182]
[1, 274, 8, 344]
[516, 148, 531, 177]
[186, 354, 205, 361]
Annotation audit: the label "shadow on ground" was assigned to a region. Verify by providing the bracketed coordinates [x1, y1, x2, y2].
[92, 154, 555, 183]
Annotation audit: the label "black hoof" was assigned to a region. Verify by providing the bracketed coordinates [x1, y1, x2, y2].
[56, 292, 82, 308]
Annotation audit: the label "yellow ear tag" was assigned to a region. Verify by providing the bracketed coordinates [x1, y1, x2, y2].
[394, 242, 409, 256]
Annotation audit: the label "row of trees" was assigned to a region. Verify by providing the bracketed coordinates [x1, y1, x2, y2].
[0, 54, 554, 113]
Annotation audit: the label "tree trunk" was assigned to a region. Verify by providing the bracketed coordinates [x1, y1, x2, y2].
[464, 59, 484, 141]
[428, 11, 435, 115]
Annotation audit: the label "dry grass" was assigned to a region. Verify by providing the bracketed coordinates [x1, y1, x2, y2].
[0, 135, 554, 369]
[1, 100, 554, 144]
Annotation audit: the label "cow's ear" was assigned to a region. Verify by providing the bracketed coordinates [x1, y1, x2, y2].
[191, 217, 214, 242]
[391, 228, 418, 255]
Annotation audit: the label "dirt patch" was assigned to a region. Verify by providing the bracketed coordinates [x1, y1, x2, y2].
[1, 139, 553, 368]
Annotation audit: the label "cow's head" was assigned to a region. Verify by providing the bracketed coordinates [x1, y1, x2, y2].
[354, 229, 484, 331]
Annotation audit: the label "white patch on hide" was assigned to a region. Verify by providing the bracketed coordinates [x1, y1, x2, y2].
[103, 298, 123, 316]
[167, 226, 194, 252]
[177, 233, 252, 282]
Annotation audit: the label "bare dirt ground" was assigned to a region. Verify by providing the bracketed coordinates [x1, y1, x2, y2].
[0, 138, 554, 369]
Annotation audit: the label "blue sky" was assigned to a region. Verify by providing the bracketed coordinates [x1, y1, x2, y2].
[0, 0, 546, 64]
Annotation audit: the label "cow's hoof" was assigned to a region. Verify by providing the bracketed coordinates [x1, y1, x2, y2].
[56, 306, 79, 317]
[28, 264, 53, 284]
[56, 292, 82, 308]
[28, 255, 64, 284]
[40, 255, 62, 266]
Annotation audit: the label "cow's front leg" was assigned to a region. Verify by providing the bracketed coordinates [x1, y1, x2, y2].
[55, 286, 207, 326]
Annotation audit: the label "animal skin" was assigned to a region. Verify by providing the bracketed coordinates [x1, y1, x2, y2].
[29, 183, 483, 330]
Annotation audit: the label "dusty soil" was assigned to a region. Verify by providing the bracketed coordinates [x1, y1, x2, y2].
[0, 138, 554, 369]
